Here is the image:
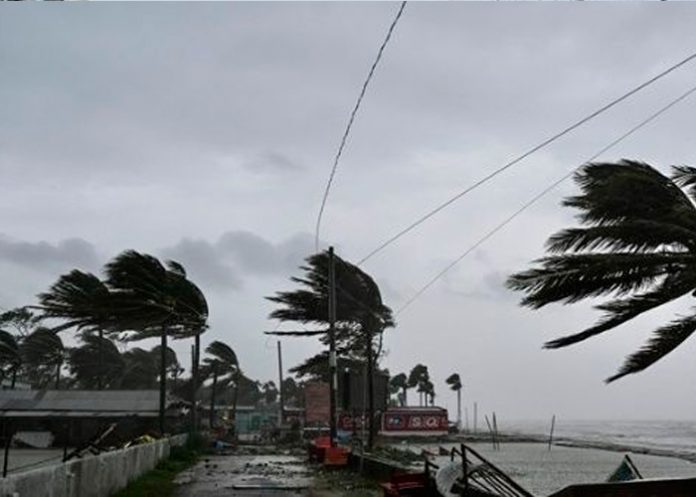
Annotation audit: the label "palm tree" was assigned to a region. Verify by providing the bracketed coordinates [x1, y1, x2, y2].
[508, 160, 696, 382]
[0, 330, 22, 389]
[389, 373, 408, 406]
[408, 364, 429, 406]
[202, 340, 239, 429]
[446, 373, 462, 430]
[105, 251, 208, 433]
[267, 250, 394, 450]
[38, 271, 114, 389]
[69, 334, 125, 389]
[21, 328, 66, 389]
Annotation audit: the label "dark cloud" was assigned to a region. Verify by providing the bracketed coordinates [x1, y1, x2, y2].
[160, 238, 243, 291]
[216, 231, 314, 275]
[0, 235, 99, 272]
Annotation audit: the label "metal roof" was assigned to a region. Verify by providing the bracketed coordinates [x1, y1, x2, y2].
[0, 390, 162, 416]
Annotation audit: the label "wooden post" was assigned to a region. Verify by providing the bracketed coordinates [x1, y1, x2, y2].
[484, 415, 495, 449]
[548, 414, 556, 451]
[474, 402, 478, 434]
[492, 412, 500, 450]
[461, 444, 468, 493]
[328, 247, 338, 447]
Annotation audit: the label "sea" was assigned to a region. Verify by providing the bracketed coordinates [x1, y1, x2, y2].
[409, 419, 696, 496]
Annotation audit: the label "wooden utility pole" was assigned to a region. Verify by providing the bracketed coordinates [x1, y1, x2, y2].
[209, 363, 218, 429]
[328, 247, 338, 447]
[277, 340, 285, 426]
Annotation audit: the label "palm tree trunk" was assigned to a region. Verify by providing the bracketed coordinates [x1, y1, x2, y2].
[54, 360, 61, 389]
[401, 386, 407, 406]
[11, 368, 17, 390]
[98, 329, 104, 390]
[159, 330, 167, 434]
[232, 371, 240, 440]
[366, 327, 375, 451]
[192, 332, 200, 432]
[209, 365, 217, 429]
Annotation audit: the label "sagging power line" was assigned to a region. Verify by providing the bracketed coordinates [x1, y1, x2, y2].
[358, 51, 696, 266]
[396, 81, 696, 316]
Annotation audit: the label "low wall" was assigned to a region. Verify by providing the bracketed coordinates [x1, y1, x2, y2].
[0, 433, 189, 497]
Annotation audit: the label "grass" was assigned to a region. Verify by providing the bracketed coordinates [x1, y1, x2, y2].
[112, 444, 200, 497]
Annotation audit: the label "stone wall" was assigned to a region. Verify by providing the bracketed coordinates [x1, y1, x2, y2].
[0, 433, 188, 497]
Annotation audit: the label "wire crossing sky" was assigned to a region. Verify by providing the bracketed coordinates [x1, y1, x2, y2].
[357, 51, 696, 266]
[395, 81, 696, 316]
[314, 1, 407, 252]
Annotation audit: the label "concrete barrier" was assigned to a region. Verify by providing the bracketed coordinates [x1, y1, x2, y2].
[0, 433, 188, 497]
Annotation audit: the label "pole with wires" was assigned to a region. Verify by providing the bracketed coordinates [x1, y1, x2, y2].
[328, 247, 338, 447]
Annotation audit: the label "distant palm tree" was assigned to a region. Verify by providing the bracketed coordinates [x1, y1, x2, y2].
[202, 340, 239, 429]
[389, 373, 408, 406]
[70, 334, 125, 389]
[21, 328, 66, 389]
[105, 251, 208, 432]
[408, 364, 429, 406]
[508, 160, 696, 382]
[0, 330, 22, 389]
[446, 373, 462, 430]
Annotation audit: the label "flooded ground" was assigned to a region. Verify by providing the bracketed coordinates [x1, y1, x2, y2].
[173, 454, 313, 497]
[413, 442, 696, 496]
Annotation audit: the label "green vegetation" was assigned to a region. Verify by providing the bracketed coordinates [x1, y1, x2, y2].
[112, 445, 199, 497]
[508, 160, 696, 382]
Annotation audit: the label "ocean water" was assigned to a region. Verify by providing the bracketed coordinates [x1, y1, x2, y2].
[501, 419, 696, 455]
[407, 420, 696, 496]
[422, 442, 696, 497]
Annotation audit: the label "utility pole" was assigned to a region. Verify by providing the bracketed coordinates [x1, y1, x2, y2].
[277, 340, 285, 426]
[328, 246, 338, 447]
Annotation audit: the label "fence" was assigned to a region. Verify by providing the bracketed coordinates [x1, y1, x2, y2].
[0, 433, 187, 497]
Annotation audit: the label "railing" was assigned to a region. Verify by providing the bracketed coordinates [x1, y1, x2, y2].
[444, 444, 534, 497]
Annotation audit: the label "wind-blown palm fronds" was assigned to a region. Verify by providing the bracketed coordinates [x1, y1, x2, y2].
[70, 334, 125, 389]
[508, 160, 696, 382]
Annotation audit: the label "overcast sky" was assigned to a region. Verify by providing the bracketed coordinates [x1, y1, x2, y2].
[3, 2, 696, 422]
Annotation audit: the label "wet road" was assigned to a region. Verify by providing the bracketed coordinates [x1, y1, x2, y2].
[173, 454, 314, 497]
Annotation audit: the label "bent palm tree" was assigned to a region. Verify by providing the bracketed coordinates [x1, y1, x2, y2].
[508, 160, 696, 382]
[0, 330, 22, 388]
[21, 328, 66, 389]
[105, 251, 208, 432]
[38, 271, 114, 389]
[446, 373, 462, 430]
[202, 340, 239, 429]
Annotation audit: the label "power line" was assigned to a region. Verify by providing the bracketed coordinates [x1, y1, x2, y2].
[396, 81, 696, 316]
[358, 51, 696, 265]
[315, 1, 408, 252]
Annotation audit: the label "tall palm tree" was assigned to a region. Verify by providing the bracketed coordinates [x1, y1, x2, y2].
[267, 251, 394, 450]
[389, 373, 408, 406]
[202, 340, 239, 429]
[105, 251, 208, 433]
[0, 330, 22, 389]
[446, 373, 462, 430]
[508, 160, 696, 382]
[37, 271, 114, 389]
[21, 328, 66, 389]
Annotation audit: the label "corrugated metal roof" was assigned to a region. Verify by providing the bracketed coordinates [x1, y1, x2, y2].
[0, 390, 161, 414]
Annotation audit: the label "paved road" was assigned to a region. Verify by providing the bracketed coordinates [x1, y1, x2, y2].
[173, 454, 314, 497]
